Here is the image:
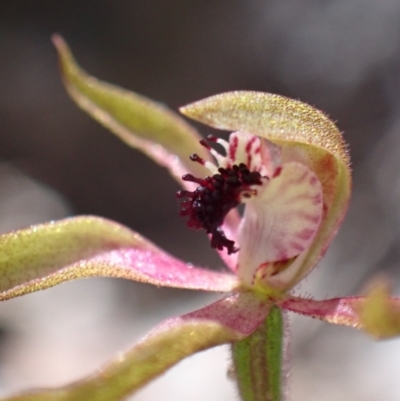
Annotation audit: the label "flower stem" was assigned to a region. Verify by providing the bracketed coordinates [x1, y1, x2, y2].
[232, 306, 284, 401]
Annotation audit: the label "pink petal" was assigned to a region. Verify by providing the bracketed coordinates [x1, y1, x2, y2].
[280, 291, 400, 339]
[237, 161, 323, 287]
[0, 216, 238, 300]
[74, 247, 238, 291]
[155, 291, 272, 337]
[279, 296, 361, 328]
[2, 294, 270, 401]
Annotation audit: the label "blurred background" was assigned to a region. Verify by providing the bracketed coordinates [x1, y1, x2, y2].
[0, 1, 400, 400]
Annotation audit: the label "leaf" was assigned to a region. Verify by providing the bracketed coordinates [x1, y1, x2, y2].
[180, 92, 352, 290]
[0, 216, 238, 300]
[1, 293, 271, 401]
[52, 35, 210, 184]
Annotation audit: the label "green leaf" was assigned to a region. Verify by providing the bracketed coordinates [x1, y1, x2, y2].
[52, 35, 209, 182]
[232, 306, 285, 401]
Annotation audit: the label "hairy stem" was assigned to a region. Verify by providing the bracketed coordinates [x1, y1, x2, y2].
[232, 306, 284, 401]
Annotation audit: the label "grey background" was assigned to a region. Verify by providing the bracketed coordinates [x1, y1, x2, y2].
[0, 2, 400, 400]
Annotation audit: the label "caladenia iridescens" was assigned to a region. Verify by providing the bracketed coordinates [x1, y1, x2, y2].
[0, 36, 399, 401]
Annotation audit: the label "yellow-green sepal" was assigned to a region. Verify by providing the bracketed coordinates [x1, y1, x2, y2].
[53, 35, 209, 182]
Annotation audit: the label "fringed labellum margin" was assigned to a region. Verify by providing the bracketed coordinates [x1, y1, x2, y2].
[177, 129, 325, 293]
[180, 91, 352, 292]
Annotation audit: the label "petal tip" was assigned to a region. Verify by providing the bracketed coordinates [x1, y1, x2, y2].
[52, 34, 72, 64]
[357, 277, 400, 340]
[51, 33, 64, 48]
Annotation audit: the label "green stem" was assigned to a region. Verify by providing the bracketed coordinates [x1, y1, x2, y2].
[232, 306, 285, 401]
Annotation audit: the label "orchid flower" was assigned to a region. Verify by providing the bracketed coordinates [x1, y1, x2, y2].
[0, 36, 400, 401]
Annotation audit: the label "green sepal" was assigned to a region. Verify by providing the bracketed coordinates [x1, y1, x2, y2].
[0, 319, 245, 401]
[52, 35, 209, 181]
[232, 306, 285, 401]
